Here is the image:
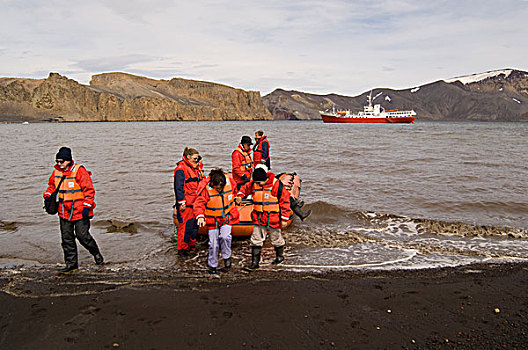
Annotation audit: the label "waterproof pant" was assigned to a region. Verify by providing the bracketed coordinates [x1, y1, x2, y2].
[59, 217, 101, 268]
[250, 225, 285, 247]
[208, 225, 232, 268]
[176, 206, 198, 253]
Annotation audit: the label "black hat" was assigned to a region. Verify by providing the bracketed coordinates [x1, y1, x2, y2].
[241, 136, 253, 145]
[252, 168, 267, 182]
[56, 147, 72, 161]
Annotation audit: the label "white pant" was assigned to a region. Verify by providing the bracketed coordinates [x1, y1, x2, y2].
[208, 225, 232, 268]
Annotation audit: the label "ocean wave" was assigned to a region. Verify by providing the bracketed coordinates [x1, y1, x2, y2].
[414, 218, 528, 239]
[290, 202, 528, 244]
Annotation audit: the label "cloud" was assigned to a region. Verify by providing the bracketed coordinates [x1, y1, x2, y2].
[73, 55, 157, 73]
[0, 0, 527, 95]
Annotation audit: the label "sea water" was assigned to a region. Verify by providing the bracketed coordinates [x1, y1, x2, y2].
[0, 121, 526, 272]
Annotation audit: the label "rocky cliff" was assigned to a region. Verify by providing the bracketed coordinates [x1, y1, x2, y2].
[0, 72, 272, 122]
[264, 69, 528, 121]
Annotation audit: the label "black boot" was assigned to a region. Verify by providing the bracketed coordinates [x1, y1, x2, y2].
[271, 246, 285, 265]
[290, 197, 311, 221]
[297, 200, 305, 208]
[244, 246, 261, 271]
[57, 265, 78, 274]
[94, 253, 104, 265]
[224, 257, 232, 270]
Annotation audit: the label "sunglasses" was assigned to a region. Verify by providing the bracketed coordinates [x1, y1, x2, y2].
[191, 155, 201, 161]
[55, 159, 67, 164]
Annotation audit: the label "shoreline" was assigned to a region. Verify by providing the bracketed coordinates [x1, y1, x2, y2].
[1, 262, 527, 348]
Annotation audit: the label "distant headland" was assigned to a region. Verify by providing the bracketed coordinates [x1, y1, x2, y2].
[1, 69, 527, 122]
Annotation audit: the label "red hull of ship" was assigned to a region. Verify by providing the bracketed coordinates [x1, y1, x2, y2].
[321, 115, 416, 124]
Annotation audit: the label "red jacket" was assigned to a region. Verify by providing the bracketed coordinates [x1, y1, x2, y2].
[194, 177, 240, 229]
[174, 157, 204, 207]
[237, 172, 291, 229]
[253, 135, 270, 169]
[231, 144, 253, 186]
[43, 161, 95, 221]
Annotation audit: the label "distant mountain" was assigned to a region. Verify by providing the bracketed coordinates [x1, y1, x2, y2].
[263, 69, 528, 121]
[0, 72, 272, 122]
[2, 69, 527, 122]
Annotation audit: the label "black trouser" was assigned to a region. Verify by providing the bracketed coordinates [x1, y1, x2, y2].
[59, 217, 101, 267]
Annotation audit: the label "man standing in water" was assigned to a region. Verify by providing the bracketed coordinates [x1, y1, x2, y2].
[253, 130, 271, 170]
[43, 147, 104, 273]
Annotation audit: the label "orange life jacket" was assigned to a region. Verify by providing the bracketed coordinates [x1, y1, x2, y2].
[54, 164, 85, 202]
[204, 180, 236, 217]
[252, 178, 280, 212]
[235, 147, 253, 173]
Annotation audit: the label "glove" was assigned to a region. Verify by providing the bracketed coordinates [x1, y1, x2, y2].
[82, 207, 90, 219]
[44, 196, 51, 205]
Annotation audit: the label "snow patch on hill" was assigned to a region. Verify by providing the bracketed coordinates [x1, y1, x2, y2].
[444, 69, 513, 85]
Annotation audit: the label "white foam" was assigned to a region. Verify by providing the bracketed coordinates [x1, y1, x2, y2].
[283, 249, 418, 269]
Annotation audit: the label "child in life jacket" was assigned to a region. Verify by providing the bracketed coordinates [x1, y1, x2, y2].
[194, 168, 240, 276]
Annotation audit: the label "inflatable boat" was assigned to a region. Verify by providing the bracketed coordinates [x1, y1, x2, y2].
[173, 172, 303, 237]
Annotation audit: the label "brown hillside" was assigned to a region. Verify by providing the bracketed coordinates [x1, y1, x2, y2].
[0, 72, 272, 122]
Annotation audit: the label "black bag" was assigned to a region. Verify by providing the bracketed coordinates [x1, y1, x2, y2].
[44, 175, 66, 215]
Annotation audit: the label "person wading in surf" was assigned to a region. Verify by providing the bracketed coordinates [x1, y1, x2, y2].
[43, 147, 104, 273]
[173, 147, 204, 256]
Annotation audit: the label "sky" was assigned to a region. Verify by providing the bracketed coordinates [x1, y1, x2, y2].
[1, 0, 527, 96]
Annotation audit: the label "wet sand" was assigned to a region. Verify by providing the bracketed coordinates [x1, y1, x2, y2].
[1, 263, 528, 349]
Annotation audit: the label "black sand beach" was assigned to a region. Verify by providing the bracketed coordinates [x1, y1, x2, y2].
[1, 263, 527, 349]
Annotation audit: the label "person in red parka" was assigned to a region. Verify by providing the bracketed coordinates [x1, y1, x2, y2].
[43, 147, 103, 273]
[173, 147, 204, 256]
[235, 165, 291, 270]
[231, 135, 253, 190]
[253, 130, 271, 170]
[194, 168, 239, 276]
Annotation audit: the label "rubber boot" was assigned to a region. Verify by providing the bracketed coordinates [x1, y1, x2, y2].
[94, 253, 104, 265]
[57, 265, 78, 274]
[271, 245, 285, 265]
[245, 246, 261, 271]
[290, 197, 312, 221]
[224, 257, 232, 270]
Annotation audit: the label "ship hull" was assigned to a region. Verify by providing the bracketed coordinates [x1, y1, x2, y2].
[321, 114, 415, 123]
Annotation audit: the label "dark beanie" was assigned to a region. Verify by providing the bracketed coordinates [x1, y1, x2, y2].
[56, 147, 72, 161]
[252, 168, 267, 182]
[241, 135, 253, 145]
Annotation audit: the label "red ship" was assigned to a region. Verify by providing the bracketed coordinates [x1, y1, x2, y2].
[320, 91, 416, 124]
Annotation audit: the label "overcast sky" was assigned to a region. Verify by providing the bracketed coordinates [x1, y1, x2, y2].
[1, 0, 527, 96]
